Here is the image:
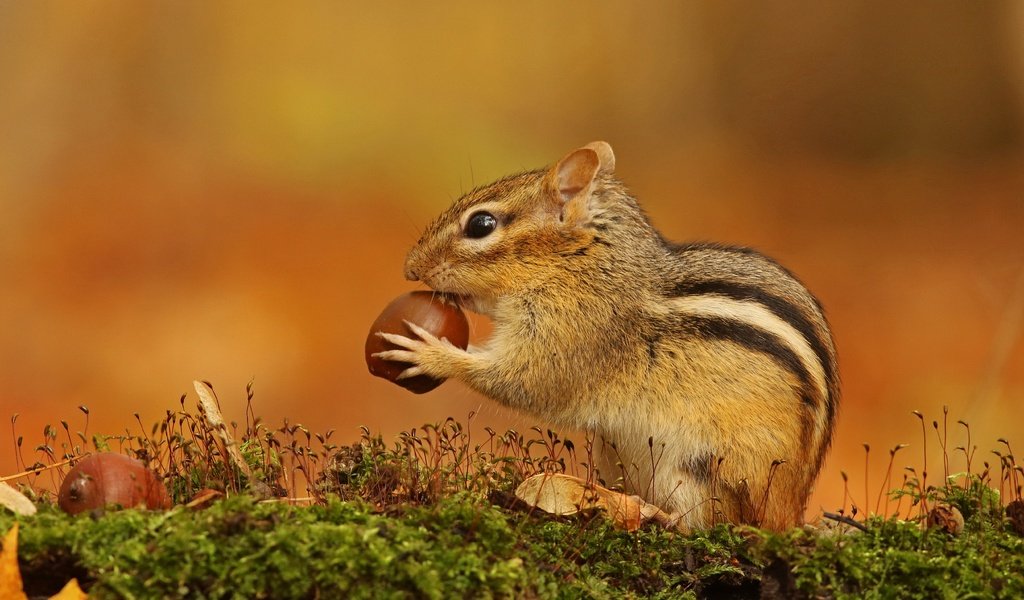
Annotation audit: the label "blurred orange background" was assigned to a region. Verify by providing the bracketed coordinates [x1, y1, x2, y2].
[2, 2, 1023, 518]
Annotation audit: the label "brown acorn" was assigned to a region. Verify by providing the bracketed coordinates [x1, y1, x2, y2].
[58, 453, 172, 515]
[365, 291, 469, 394]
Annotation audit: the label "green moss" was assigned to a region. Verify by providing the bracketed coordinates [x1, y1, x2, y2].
[5, 487, 1024, 598]
[5, 495, 526, 599]
[3, 494, 758, 599]
[754, 511, 1024, 599]
[7, 408, 1024, 598]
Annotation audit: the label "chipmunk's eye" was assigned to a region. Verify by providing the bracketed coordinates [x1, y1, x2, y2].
[464, 211, 498, 239]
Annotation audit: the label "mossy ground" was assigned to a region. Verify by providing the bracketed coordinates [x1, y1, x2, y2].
[4, 488, 1024, 599]
[5, 396, 1024, 598]
[3, 494, 743, 599]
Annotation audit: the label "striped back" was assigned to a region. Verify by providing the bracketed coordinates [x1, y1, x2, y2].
[666, 243, 839, 469]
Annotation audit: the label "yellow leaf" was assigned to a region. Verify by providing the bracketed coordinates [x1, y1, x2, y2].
[0, 523, 28, 600]
[0, 524, 87, 599]
[51, 578, 87, 600]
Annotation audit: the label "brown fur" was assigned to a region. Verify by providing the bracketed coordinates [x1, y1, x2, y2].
[378, 142, 839, 531]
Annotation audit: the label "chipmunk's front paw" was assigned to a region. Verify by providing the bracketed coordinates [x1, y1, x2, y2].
[373, 320, 466, 380]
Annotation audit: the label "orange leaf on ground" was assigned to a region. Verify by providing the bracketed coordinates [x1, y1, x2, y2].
[0, 523, 28, 600]
[0, 524, 89, 599]
[51, 578, 87, 600]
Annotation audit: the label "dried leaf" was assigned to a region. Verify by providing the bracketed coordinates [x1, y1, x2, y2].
[514, 473, 681, 531]
[927, 503, 965, 535]
[193, 380, 252, 478]
[598, 490, 648, 531]
[185, 488, 224, 509]
[515, 473, 598, 515]
[0, 524, 28, 600]
[0, 483, 36, 516]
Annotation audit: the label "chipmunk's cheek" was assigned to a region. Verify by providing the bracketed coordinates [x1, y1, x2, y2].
[423, 262, 463, 292]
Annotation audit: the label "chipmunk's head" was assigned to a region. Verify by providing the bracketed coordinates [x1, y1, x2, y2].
[404, 142, 618, 313]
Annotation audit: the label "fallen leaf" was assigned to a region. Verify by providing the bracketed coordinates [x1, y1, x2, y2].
[0, 483, 36, 516]
[515, 473, 598, 515]
[927, 503, 964, 535]
[51, 578, 87, 600]
[514, 473, 681, 531]
[185, 488, 224, 509]
[0, 524, 28, 600]
[0, 524, 88, 599]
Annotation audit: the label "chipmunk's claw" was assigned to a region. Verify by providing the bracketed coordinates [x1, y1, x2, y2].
[373, 324, 463, 380]
[394, 366, 425, 380]
[402, 320, 443, 345]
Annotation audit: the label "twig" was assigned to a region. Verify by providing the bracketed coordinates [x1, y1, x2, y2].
[823, 511, 869, 532]
[0, 456, 79, 483]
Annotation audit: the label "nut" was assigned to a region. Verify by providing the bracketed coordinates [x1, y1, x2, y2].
[365, 291, 469, 393]
[58, 453, 171, 515]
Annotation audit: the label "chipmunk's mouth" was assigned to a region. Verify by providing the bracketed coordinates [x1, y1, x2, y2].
[444, 293, 476, 312]
[417, 265, 493, 316]
[434, 292, 491, 317]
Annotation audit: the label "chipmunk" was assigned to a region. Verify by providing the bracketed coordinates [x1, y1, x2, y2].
[375, 142, 839, 531]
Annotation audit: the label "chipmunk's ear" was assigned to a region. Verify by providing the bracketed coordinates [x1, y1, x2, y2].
[582, 141, 615, 174]
[544, 141, 615, 223]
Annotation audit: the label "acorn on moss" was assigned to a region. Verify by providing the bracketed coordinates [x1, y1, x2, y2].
[58, 453, 171, 515]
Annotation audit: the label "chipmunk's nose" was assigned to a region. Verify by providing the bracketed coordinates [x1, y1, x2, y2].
[404, 248, 425, 281]
[403, 259, 420, 281]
